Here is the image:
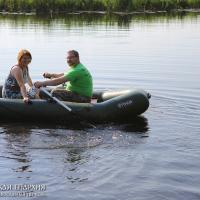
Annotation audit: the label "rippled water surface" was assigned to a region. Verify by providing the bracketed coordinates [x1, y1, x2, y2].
[0, 13, 200, 200]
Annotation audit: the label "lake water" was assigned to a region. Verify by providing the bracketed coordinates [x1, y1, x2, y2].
[0, 12, 200, 200]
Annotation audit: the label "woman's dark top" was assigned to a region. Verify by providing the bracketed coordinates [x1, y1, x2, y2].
[2, 65, 29, 99]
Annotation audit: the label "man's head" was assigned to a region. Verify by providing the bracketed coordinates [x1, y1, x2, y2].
[66, 50, 80, 67]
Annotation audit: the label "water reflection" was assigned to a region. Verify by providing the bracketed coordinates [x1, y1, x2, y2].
[0, 115, 149, 186]
[64, 148, 89, 183]
[0, 115, 149, 152]
[117, 116, 149, 133]
[2, 124, 32, 177]
[0, 10, 199, 199]
[0, 12, 199, 29]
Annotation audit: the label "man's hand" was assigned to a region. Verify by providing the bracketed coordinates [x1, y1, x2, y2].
[34, 81, 44, 88]
[43, 72, 52, 79]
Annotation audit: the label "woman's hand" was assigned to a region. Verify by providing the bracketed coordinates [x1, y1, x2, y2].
[43, 72, 52, 79]
[23, 97, 31, 104]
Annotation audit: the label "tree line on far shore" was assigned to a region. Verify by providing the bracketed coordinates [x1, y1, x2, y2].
[0, 0, 200, 14]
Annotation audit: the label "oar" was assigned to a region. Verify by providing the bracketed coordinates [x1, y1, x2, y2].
[40, 87, 96, 128]
[40, 87, 72, 112]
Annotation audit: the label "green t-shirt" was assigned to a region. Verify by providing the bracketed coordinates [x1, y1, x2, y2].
[64, 63, 93, 97]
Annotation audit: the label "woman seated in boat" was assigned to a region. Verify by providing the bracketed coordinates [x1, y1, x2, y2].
[34, 50, 93, 103]
[2, 49, 39, 103]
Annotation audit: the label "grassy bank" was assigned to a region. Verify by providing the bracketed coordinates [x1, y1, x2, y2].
[0, 0, 200, 14]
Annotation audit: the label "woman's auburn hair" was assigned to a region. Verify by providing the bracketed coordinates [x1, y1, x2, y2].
[17, 49, 32, 62]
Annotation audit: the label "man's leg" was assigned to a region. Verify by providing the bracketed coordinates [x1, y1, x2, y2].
[51, 89, 91, 103]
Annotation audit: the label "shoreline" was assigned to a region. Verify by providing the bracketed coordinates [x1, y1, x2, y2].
[0, 9, 200, 16]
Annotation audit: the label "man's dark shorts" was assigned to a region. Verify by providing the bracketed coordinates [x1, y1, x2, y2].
[51, 89, 91, 103]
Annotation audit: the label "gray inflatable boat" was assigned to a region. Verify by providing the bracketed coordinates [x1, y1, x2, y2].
[0, 86, 150, 123]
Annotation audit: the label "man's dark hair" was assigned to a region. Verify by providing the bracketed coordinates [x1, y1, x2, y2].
[68, 50, 79, 58]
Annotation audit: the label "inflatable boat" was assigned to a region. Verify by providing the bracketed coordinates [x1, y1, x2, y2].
[0, 86, 150, 123]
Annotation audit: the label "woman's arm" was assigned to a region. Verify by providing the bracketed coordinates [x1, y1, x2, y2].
[28, 72, 33, 87]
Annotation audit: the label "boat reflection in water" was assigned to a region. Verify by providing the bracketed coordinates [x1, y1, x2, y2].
[0, 114, 149, 185]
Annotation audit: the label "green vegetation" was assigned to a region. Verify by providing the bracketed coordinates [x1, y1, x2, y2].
[0, 0, 200, 14]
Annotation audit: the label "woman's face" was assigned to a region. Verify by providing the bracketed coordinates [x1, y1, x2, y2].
[20, 54, 31, 67]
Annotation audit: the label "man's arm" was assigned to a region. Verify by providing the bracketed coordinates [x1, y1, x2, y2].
[34, 75, 67, 88]
[43, 72, 64, 79]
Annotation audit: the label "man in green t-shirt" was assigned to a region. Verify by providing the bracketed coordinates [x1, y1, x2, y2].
[34, 50, 93, 103]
